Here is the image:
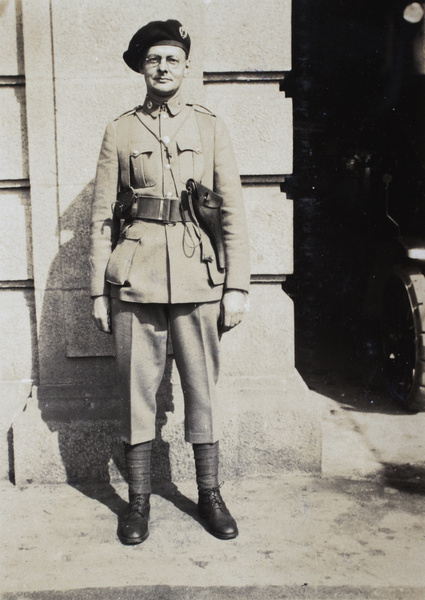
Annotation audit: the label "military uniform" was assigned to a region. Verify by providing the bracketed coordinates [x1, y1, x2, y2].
[90, 93, 250, 444]
[90, 19, 249, 543]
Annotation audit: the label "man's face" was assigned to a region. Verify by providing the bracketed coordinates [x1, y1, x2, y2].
[140, 45, 189, 99]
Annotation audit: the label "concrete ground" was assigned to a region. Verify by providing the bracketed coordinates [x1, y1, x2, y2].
[1, 342, 425, 600]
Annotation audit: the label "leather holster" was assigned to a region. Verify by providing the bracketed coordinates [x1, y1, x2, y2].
[183, 179, 226, 271]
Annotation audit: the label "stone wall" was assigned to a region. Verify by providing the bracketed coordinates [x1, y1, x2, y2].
[0, 0, 35, 479]
[3, 0, 322, 484]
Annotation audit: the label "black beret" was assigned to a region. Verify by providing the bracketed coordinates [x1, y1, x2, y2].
[123, 20, 191, 73]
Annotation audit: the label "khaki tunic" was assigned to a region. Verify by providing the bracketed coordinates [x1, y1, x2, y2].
[90, 95, 250, 303]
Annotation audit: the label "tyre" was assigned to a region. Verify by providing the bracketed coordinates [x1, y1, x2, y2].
[381, 263, 425, 411]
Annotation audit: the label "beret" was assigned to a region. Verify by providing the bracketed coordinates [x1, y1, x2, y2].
[123, 20, 191, 73]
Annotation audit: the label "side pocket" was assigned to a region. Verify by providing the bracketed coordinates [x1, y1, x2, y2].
[206, 259, 226, 286]
[105, 237, 140, 286]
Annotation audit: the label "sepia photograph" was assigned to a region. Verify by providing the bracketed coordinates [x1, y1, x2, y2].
[0, 1, 424, 598]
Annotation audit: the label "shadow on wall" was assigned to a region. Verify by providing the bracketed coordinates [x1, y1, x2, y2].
[33, 182, 183, 506]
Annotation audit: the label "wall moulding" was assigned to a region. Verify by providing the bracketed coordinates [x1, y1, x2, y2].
[241, 175, 286, 186]
[0, 280, 34, 289]
[204, 71, 288, 84]
[0, 179, 30, 190]
[0, 75, 25, 87]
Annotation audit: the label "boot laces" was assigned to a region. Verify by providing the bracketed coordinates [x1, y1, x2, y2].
[202, 484, 228, 512]
[129, 494, 149, 516]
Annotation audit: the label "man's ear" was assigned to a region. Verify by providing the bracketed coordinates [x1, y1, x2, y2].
[184, 59, 191, 78]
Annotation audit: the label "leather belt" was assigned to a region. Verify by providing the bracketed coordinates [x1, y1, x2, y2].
[131, 195, 188, 223]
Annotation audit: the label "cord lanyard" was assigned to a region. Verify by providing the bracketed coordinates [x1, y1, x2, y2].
[134, 106, 192, 198]
[134, 106, 201, 256]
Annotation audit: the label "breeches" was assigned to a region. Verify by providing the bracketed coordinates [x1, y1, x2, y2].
[111, 299, 222, 445]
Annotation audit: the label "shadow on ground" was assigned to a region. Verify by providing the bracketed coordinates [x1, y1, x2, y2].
[380, 463, 425, 496]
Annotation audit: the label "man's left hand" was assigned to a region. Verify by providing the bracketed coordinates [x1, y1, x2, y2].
[220, 290, 249, 332]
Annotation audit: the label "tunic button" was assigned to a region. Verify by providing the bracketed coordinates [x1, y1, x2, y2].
[162, 136, 170, 144]
[166, 192, 173, 197]
[165, 164, 171, 170]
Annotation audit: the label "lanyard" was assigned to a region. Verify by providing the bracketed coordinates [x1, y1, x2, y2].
[134, 105, 193, 197]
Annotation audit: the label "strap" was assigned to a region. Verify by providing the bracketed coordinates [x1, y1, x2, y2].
[115, 115, 134, 190]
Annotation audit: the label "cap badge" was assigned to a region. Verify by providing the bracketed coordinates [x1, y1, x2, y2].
[179, 26, 187, 39]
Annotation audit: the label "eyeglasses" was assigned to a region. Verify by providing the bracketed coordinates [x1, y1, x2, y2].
[144, 55, 184, 69]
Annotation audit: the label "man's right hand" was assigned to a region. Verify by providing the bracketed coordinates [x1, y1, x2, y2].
[92, 295, 112, 334]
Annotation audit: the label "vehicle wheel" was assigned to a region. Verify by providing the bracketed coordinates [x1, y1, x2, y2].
[381, 263, 425, 411]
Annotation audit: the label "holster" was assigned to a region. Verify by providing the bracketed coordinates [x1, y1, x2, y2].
[112, 189, 136, 221]
[183, 179, 226, 271]
[110, 190, 135, 249]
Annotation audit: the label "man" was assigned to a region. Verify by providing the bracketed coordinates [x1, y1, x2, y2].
[90, 19, 250, 545]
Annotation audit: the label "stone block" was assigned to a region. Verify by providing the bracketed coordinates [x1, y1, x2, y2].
[54, 78, 141, 188]
[219, 377, 321, 476]
[13, 395, 122, 485]
[0, 189, 33, 280]
[50, 0, 205, 79]
[204, 0, 291, 73]
[37, 289, 116, 386]
[205, 85, 292, 175]
[22, 1, 58, 209]
[58, 183, 92, 290]
[244, 186, 293, 275]
[22, 78, 57, 188]
[63, 289, 115, 358]
[0, 0, 24, 75]
[12, 365, 321, 485]
[0, 289, 36, 382]
[22, 0, 55, 79]
[30, 185, 62, 291]
[0, 86, 28, 180]
[219, 284, 296, 378]
[0, 380, 32, 481]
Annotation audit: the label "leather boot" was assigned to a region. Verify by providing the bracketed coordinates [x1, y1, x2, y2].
[118, 493, 150, 545]
[198, 487, 238, 540]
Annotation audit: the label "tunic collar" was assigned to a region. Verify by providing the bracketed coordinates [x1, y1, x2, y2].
[142, 94, 186, 118]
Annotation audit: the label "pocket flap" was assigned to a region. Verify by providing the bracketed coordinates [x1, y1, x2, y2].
[176, 130, 202, 153]
[130, 140, 156, 157]
[119, 221, 147, 240]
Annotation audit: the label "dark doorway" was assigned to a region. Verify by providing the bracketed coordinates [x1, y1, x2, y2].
[283, 1, 425, 408]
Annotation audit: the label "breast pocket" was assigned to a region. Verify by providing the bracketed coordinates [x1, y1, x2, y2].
[129, 141, 158, 188]
[176, 132, 204, 184]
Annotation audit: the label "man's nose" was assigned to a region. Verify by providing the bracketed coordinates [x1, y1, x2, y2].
[157, 58, 168, 70]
